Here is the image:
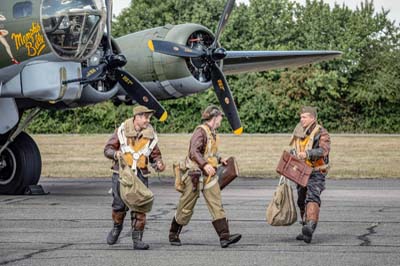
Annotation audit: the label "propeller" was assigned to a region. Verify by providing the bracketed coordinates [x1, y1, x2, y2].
[211, 64, 242, 134]
[148, 0, 242, 134]
[105, 0, 113, 56]
[148, 40, 205, 58]
[115, 69, 168, 121]
[212, 0, 235, 49]
[86, 0, 168, 121]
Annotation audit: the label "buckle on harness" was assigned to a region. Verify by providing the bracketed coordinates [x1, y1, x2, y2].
[133, 153, 140, 160]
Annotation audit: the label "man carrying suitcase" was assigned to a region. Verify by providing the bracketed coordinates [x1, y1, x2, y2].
[168, 105, 241, 248]
[289, 106, 331, 243]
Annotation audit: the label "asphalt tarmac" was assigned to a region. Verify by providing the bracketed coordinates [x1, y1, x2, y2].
[0, 178, 399, 266]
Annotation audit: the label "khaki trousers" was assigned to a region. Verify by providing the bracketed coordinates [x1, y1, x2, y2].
[175, 175, 226, 225]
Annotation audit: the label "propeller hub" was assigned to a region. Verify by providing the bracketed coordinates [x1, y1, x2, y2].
[106, 54, 127, 69]
[211, 47, 227, 61]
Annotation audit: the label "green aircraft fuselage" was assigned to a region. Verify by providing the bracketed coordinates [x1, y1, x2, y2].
[0, 0, 207, 84]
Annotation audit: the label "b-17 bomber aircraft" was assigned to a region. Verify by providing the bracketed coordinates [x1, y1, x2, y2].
[0, 0, 341, 194]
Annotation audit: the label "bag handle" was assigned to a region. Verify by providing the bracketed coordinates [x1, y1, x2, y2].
[118, 156, 129, 169]
[279, 175, 287, 185]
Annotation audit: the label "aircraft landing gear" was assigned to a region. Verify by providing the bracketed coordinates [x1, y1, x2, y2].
[0, 132, 41, 194]
[0, 108, 42, 194]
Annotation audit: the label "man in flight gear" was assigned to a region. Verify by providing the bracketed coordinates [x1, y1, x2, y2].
[104, 105, 166, 250]
[290, 106, 331, 243]
[168, 105, 242, 248]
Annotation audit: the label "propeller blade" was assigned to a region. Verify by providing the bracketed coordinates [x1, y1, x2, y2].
[210, 64, 242, 135]
[82, 64, 107, 80]
[115, 69, 168, 122]
[105, 0, 113, 55]
[212, 0, 235, 48]
[148, 40, 205, 58]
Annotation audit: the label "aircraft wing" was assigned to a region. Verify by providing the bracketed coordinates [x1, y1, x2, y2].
[222, 50, 342, 75]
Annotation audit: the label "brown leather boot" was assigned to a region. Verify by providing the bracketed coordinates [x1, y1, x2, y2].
[169, 217, 183, 246]
[132, 212, 149, 250]
[212, 218, 241, 248]
[107, 211, 126, 245]
[302, 202, 320, 244]
[296, 209, 305, 240]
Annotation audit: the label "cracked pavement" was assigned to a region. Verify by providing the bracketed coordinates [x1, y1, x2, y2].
[1, 178, 399, 266]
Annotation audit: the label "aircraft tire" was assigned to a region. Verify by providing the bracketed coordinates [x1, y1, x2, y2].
[0, 132, 41, 194]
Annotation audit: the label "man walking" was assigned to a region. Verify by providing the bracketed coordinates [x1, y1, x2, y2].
[168, 105, 241, 248]
[290, 106, 331, 243]
[104, 105, 165, 250]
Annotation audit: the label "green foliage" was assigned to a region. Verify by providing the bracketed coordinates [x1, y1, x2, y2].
[28, 0, 400, 134]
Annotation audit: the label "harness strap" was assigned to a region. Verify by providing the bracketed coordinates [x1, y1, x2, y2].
[291, 124, 329, 170]
[117, 122, 158, 173]
[306, 125, 321, 151]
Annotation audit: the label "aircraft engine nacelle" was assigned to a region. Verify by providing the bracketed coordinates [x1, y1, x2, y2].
[115, 23, 215, 100]
[0, 61, 82, 103]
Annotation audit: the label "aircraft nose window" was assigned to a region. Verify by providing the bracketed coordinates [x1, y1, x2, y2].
[41, 0, 106, 61]
[13, 1, 33, 19]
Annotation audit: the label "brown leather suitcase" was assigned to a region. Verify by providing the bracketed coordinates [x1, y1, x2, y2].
[217, 157, 239, 190]
[276, 151, 312, 187]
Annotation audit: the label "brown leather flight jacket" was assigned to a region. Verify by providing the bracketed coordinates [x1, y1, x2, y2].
[104, 129, 162, 174]
[189, 124, 220, 170]
[304, 123, 331, 166]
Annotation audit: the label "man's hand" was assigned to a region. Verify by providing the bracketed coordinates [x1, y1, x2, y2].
[114, 151, 122, 160]
[220, 158, 228, 166]
[297, 151, 307, 160]
[156, 160, 166, 172]
[203, 163, 216, 177]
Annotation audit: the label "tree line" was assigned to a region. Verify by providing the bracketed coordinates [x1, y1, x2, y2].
[28, 0, 400, 134]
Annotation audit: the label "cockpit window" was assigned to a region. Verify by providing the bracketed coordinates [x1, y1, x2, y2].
[13, 1, 33, 19]
[40, 0, 106, 61]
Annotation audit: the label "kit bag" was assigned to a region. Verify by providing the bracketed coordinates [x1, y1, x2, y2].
[276, 150, 312, 187]
[118, 158, 154, 213]
[266, 176, 297, 226]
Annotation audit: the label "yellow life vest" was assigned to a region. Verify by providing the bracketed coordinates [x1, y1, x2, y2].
[195, 124, 220, 188]
[123, 138, 150, 169]
[197, 124, 219, 168]
[292, 124, 327, 169]
[184, 124, 220, 188]
[117, 119, 158, 173]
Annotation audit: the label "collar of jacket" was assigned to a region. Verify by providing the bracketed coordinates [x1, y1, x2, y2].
[124, 118, 155, 139]
[293, 121, 317, 139]
[202, 122, 217, 138]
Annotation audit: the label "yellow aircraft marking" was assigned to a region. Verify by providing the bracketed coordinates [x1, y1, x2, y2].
[86, 68, 97, 77]
[11, 22, 46, 57]
[159, 111, 168, 122]
[122, 75, 134, 85]
[217, 80, 224, 90]
[147, 40, 154, 52]
[233, 127, 243, 135]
